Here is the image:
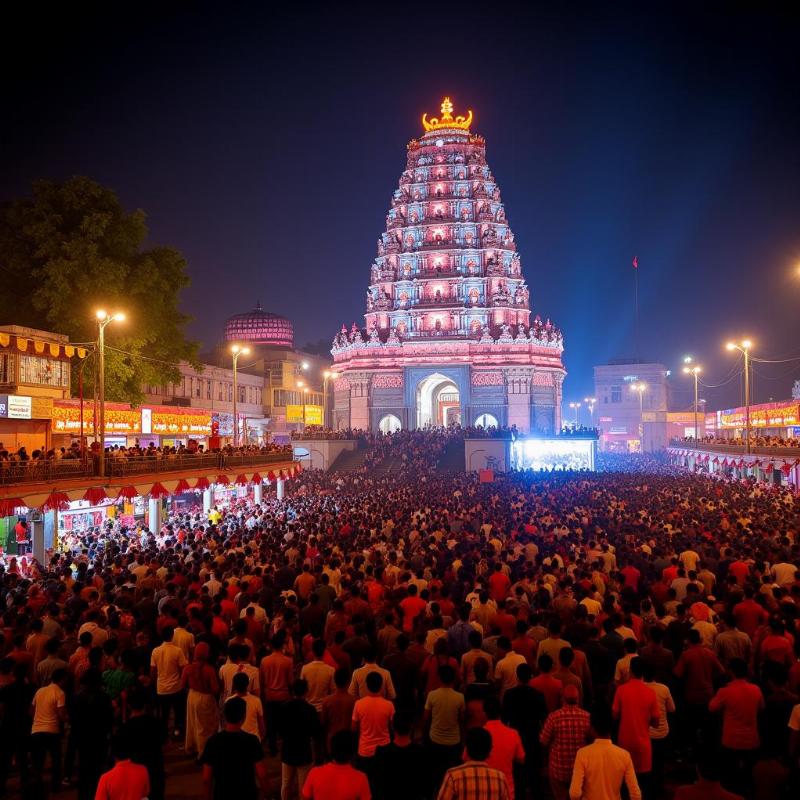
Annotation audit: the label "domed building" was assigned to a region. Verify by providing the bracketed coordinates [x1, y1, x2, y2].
[219, 303, 331, 436]
[331, 98, 565, 433]
[224, 302, 293, 349]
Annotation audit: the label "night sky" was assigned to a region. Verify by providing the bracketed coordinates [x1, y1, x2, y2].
[4, 3, 799, 415]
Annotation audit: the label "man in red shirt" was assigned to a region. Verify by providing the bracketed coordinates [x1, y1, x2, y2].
[728, 558, 750, 586]
[352, 671, 394, 794]
[489, 600, 517, 641]
[302, 730, 370, 800]
[756, 618, 794, 672]
[709, 658, 764, 787]
[620, 562, 641, 592]
[732, 588, 767, 639]
[531, 654, 563, 713]
[482, 696, 525, 797]
[674, 629, 724, 742]
[260, 629, 294, 756]
[399, 585, 426, 634]
[612, 657, 660, 781]
[488, 564, 511, 603]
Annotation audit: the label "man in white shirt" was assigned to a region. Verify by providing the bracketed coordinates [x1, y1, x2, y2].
[150, 626, 187, 739]
[30, 668, 68, 791]
[219, 643, 260, 702]
[494, 637, 526, 698]
[643, 663, 675, 797]
[569, 706, 641, 800]
[225, 672, 265, 740]
[172, 616, 195, 661]
[300, 639, 336, 711]
[349, 647, 396, 699]
[240, 600, 268, 625]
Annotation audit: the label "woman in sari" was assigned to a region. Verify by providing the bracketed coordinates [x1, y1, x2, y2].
[181, 641, 219, 757]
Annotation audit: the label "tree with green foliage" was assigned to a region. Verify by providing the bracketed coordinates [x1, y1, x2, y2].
[0, 176, 199, 402]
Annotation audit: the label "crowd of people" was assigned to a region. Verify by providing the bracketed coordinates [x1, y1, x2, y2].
[1, 428, 799, 800]
[0, 442, 293, 482]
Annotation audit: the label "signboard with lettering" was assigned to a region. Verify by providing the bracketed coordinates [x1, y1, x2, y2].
[286, 405, 304, 423]
[719, 403, 800, 429]
[0, 394, 32, 419]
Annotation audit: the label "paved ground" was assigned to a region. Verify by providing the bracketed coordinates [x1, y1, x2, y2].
[8, 740, 288, 800]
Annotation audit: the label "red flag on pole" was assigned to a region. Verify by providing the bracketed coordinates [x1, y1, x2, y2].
[632, 256, 638, 269]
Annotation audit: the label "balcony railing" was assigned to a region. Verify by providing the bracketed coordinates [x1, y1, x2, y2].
[0, 459, 94, 486]
[0, 451, 293, 486]
[669, 440, 800, 457]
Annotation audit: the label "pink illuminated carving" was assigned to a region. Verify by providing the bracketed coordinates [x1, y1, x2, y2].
[471, 371, 504, 386]
[372, 373, 404, 389]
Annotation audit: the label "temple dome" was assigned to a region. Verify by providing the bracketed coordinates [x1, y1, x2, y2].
[224, 302, 293, 347]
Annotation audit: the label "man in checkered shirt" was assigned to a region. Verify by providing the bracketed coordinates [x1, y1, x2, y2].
[437, 726, 510, 800]
[539, 685, 591, 800]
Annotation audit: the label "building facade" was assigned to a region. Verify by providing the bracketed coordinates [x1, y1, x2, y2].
[593, 361, 671, 452]
[0, 325, 89, 453]
[332, 98, 565, 433]
[217, 304, 328, 436]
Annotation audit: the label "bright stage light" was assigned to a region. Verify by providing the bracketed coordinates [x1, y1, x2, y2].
[511, 437, 596, 472]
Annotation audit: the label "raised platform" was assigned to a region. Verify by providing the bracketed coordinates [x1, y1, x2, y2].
[466, 434, 598, 472]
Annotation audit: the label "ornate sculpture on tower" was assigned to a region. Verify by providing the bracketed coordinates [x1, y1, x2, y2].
[331, 97, 565, 433]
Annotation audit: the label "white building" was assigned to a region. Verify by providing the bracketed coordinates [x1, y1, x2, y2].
[141, 361, 267, 442]
[593, 361, 671, 452]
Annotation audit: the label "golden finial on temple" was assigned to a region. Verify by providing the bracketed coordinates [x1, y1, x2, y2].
[422, 96, 473, 132]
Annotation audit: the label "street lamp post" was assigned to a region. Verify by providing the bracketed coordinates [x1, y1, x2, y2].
[682, 357, 702, 441]
[323, 370, 338, 430]
[631, 382, 647, 450]
[568, 401, 581, 427]
[583, 397, 596, 428]
[95, 310, 125, 477]
[231, 345, 251, 448]
[726, 339, 752, 454]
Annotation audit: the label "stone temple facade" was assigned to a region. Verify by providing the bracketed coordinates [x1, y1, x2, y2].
[331, 98, 565, 433]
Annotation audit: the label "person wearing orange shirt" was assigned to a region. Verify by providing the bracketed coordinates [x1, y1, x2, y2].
[482, 696, 525, 797]
[260, 629, 294, 757]
[612, 657, 659, 787]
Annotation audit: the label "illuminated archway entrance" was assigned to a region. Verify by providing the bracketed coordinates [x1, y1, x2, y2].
[416, 373, 461, 428]
[474, 413, 499, 429]
[378, 414, 402, 433]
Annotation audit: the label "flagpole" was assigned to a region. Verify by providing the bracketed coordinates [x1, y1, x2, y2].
[635, 263, 639, 360]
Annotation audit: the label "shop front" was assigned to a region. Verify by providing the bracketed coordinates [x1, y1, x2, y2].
[0, 394, 54, 454]
[716, 401, 800, 440]
[52, 401, 212, 450]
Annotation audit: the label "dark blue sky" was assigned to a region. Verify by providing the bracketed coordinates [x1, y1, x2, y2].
[3, 3, 799, 412]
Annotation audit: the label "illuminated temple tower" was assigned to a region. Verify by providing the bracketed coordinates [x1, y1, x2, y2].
[331, 98, 565, 433]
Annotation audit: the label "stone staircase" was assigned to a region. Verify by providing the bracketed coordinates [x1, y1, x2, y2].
[436, 437, 466, 471]
[328, 445, 368, 472]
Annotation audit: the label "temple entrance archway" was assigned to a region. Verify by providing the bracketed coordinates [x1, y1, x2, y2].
[378, 414, 402, 433]
[416, 373, 461, 428]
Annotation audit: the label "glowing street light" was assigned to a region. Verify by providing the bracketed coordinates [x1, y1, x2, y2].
[95, 310, 125, 477]
[726, 339, 753, 454]
[568, 401, 581, 427]
[583, 397, 596, 427]
[682, 357, 702, 441]
[630, 382, 647, 445]
[230, 344, 251, 447]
